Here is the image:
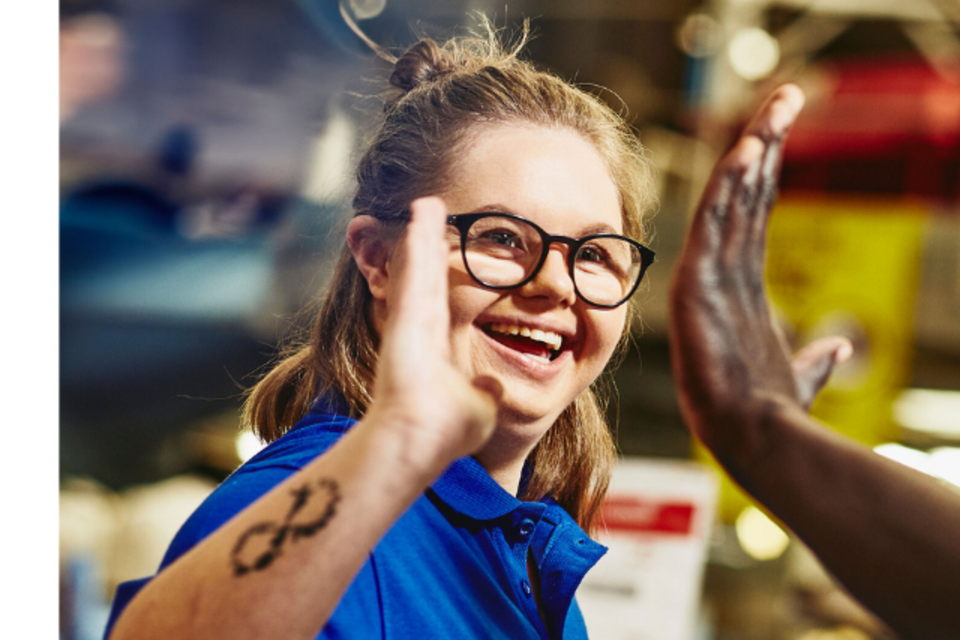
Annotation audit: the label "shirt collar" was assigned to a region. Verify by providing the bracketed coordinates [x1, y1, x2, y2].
[309, 390, 351, 417]
[303, 399, 562, 525]
[430, 456, 528, 521]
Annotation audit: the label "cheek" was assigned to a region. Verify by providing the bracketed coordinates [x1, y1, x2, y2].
[447, 253, 477, 313]
[446, 272, 502, 338]
[445, 281, 500, 373]
[585, 308, 627, 364]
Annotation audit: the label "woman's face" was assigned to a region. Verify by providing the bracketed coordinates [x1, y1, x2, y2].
[438, 124, 628, 442]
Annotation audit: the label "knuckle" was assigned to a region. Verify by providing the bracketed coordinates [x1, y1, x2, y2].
[758, 181, 779, 211]
[737, 183, 759, 211]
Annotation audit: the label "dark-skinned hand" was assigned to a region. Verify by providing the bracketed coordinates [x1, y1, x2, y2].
[668, 84, 960, 640]
[669, 85, 851, 477]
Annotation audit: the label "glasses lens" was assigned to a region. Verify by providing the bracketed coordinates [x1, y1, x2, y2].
[573, 238, 643, 306]
[462, 215, 543, 287]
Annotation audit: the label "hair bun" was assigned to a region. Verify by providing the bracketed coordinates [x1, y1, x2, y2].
[389, 39, 456, 92]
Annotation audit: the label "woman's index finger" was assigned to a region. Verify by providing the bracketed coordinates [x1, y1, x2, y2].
[389, 197, 452, 327]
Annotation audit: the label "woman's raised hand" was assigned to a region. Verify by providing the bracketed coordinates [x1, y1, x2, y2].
[668, 85, 851, 472]
[368, 197, 501, 477]
[109, 198, 502, 640]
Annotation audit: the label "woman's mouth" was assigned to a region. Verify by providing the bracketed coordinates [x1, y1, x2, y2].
[482, 322, 565, 363]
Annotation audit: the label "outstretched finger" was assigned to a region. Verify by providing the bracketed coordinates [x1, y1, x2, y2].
[386, 197, 452, 351]
[682, 135, 753, 271]
[721, 136, 765, 269]
[682, 85, 803, 273]
[748, 86, 804, 252]
[724, 86, 806, 256]
[741, 84, 805, 147]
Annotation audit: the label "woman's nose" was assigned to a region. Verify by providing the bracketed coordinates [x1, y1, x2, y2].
[517, 246, 577, 306]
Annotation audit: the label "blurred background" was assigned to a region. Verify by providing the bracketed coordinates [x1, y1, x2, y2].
[59, 1, 960, 639]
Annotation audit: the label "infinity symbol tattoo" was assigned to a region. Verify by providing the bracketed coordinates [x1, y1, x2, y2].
[231, 478, 341, 576]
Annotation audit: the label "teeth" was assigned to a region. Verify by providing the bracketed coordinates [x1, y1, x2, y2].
[488, 323, 564, 351]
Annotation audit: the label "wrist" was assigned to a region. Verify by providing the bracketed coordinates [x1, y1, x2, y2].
[354, 404, 457, 490]
[691, 393, 804, 492]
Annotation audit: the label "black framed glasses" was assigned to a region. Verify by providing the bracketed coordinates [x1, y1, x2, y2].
[447, 212, 655, 309]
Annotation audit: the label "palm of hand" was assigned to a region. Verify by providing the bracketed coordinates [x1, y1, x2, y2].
[370, 198, 500, 475]
[669, 86, 849, 464]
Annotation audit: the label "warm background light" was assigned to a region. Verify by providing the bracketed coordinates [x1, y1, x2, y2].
[735, 506, 790, 561]
[236, 431, 266, 463]
[727, 27, 780, 80]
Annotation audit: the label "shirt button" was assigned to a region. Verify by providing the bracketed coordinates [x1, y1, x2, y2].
[520, 579, 532, 597]
[518, 518, 535, 538]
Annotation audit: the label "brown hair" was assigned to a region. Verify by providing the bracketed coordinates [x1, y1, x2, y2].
[241, 22, 656, 533]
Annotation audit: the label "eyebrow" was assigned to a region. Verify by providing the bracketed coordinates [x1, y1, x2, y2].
[471, 204, 512, 214]
[466, 204, 622, 237]
[576, 222, 620, 236]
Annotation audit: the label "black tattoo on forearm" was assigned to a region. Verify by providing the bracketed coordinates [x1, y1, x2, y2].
[231, 478, 341, 576]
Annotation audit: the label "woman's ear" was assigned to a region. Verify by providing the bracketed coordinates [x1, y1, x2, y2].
[347, 215, 392, 301]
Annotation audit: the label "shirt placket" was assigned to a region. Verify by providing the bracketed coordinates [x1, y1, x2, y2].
[499, 504, 551, 638]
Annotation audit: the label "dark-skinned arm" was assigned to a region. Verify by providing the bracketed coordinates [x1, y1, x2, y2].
[668, 85, 960, 640]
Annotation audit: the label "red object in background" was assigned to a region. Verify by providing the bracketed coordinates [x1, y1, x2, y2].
[781, 55, 960, 205]
[601, 496, 696, 536]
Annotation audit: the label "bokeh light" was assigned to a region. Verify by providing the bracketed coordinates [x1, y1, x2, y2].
[735, 506, 790, 561]
[727, 27, 780, 80]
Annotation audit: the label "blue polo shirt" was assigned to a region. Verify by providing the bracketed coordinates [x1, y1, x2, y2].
[105, 403, 607, 639]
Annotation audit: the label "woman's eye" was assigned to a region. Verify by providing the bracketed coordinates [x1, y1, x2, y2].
[483, 231, 522, 247]
[578, 246, 605, 263]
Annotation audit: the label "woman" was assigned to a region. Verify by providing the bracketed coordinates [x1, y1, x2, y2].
[107, 27, 656, 640]
[106, 21, 960, 640]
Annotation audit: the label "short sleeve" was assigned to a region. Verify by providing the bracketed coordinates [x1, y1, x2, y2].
[103, 425, 344, 639]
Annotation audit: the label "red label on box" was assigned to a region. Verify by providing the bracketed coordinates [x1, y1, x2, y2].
[601, 496, 695, 536]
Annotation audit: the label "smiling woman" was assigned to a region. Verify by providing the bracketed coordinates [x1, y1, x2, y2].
[244, 31, 657, 530]
[104, 20, 657, 640]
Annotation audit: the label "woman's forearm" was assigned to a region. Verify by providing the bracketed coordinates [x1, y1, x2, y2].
[108, 414, 442, 640]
